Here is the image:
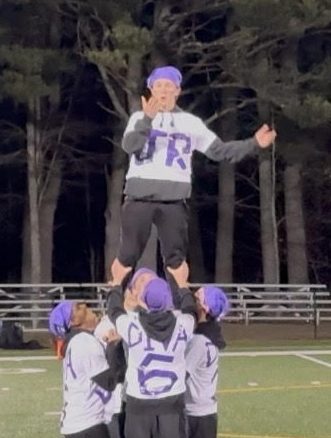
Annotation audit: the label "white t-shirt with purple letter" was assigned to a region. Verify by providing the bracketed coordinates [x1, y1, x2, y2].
[115, 312, 195, 400]
[60, 332, 111, 435]
[125, 111, 217, 183]
[185, 334, 219, 416]
[94, 315, 123, 416]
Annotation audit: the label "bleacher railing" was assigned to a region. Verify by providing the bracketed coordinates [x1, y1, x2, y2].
[0, 283, 330, 336]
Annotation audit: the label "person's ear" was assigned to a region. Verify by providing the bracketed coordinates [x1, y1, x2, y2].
[174, 87, 181, 98]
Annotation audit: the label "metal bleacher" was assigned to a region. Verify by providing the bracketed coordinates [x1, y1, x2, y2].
[0, 283, 330, 332]
[190, 284, 331, 326]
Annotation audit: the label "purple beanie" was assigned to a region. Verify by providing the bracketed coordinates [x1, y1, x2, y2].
[141, 278, 174, 312]
[202, 286, 230, 319]
[147, 66, 182, 88]
[49, 301, 74, 338]
[129, 268, 157, 289]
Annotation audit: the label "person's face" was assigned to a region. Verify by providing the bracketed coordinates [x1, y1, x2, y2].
[131, 272, 157, 297]
[150, 79, 181, 111]
[71, 302, 99, 331]
[194, 288, 206, 320]
[124, 288, 139, 311]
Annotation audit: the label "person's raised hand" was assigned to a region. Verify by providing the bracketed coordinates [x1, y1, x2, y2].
[141, 96, 161, 119]
[255, 124, 277, 148]
[102, 328, 121, 343]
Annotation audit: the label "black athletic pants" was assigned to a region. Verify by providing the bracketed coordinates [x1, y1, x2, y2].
[107, 412, 126, 438]
[187, 414, 217, 438]
[118, 199, 188, 269]
[64, 423, 109, 438]
[125, 411, 187, 438]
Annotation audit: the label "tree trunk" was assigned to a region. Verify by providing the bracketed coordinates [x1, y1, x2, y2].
[21, 204, 32, 283]
[23, 98, 62, 284]
[26, 98, 42, 284]
[215, 86, 237, 283]
[215, 162, 235, 282]
[284, 161, 309, 283]
[257, 95, 279, 285]
[259, 150, 279, 283]
[22, 166, 61, 284]
[39, 164, 61, 282]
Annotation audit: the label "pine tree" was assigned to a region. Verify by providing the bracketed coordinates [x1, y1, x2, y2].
[221, 0, 331, 283]
[0, 0, 74, 284]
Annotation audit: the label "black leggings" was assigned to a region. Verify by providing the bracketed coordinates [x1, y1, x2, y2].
[64, 423, 109, 438]
[118, 200, 188, 269]
[187, 414, 217, 438]
[107, 412, 126, 438]
[125, 411, 187, 438]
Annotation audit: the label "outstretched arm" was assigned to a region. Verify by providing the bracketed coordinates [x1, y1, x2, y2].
[198, 122, 277, 163]
[204, 136, 258, 162]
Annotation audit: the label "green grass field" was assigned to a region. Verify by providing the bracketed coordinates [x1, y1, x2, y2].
[1, 347, 331, 438]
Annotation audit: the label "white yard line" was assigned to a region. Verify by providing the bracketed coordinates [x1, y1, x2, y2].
[296, 353, 331, 368]
[0, 350, 331, 362]
[221, 350, 331, 357]
[0, 356, 56, 362]
[0, 350, 330, 361]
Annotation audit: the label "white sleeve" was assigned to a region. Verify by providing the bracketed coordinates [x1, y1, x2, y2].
[94, 316, 115, 343]
[185, 336, 204, 375]
[177, 313, 195, 341]
[114, 314, 131, 344]
[194, 118, 217, 153]
[83, 338, 109, 379]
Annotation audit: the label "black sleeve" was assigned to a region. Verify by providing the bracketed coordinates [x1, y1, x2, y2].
[122, 115, 152, 154]
[178, 287, 197, 322]
[92, 341, 127, 391]
[107, 285, 126, 324]
[92, 367, 116, 392]
[219, 324, 226, 351]
[204, 136, 258, 163]
[105, 341, 127, 384]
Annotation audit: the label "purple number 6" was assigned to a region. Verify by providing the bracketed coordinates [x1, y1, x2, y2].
[138, 353, 178, 396]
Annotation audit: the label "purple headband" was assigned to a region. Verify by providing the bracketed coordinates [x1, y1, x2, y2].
[202, 286, 230, 319]
[49, 301, 74, 338]
[141, 278, 173, 312]
[147, 66, 182, 88]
